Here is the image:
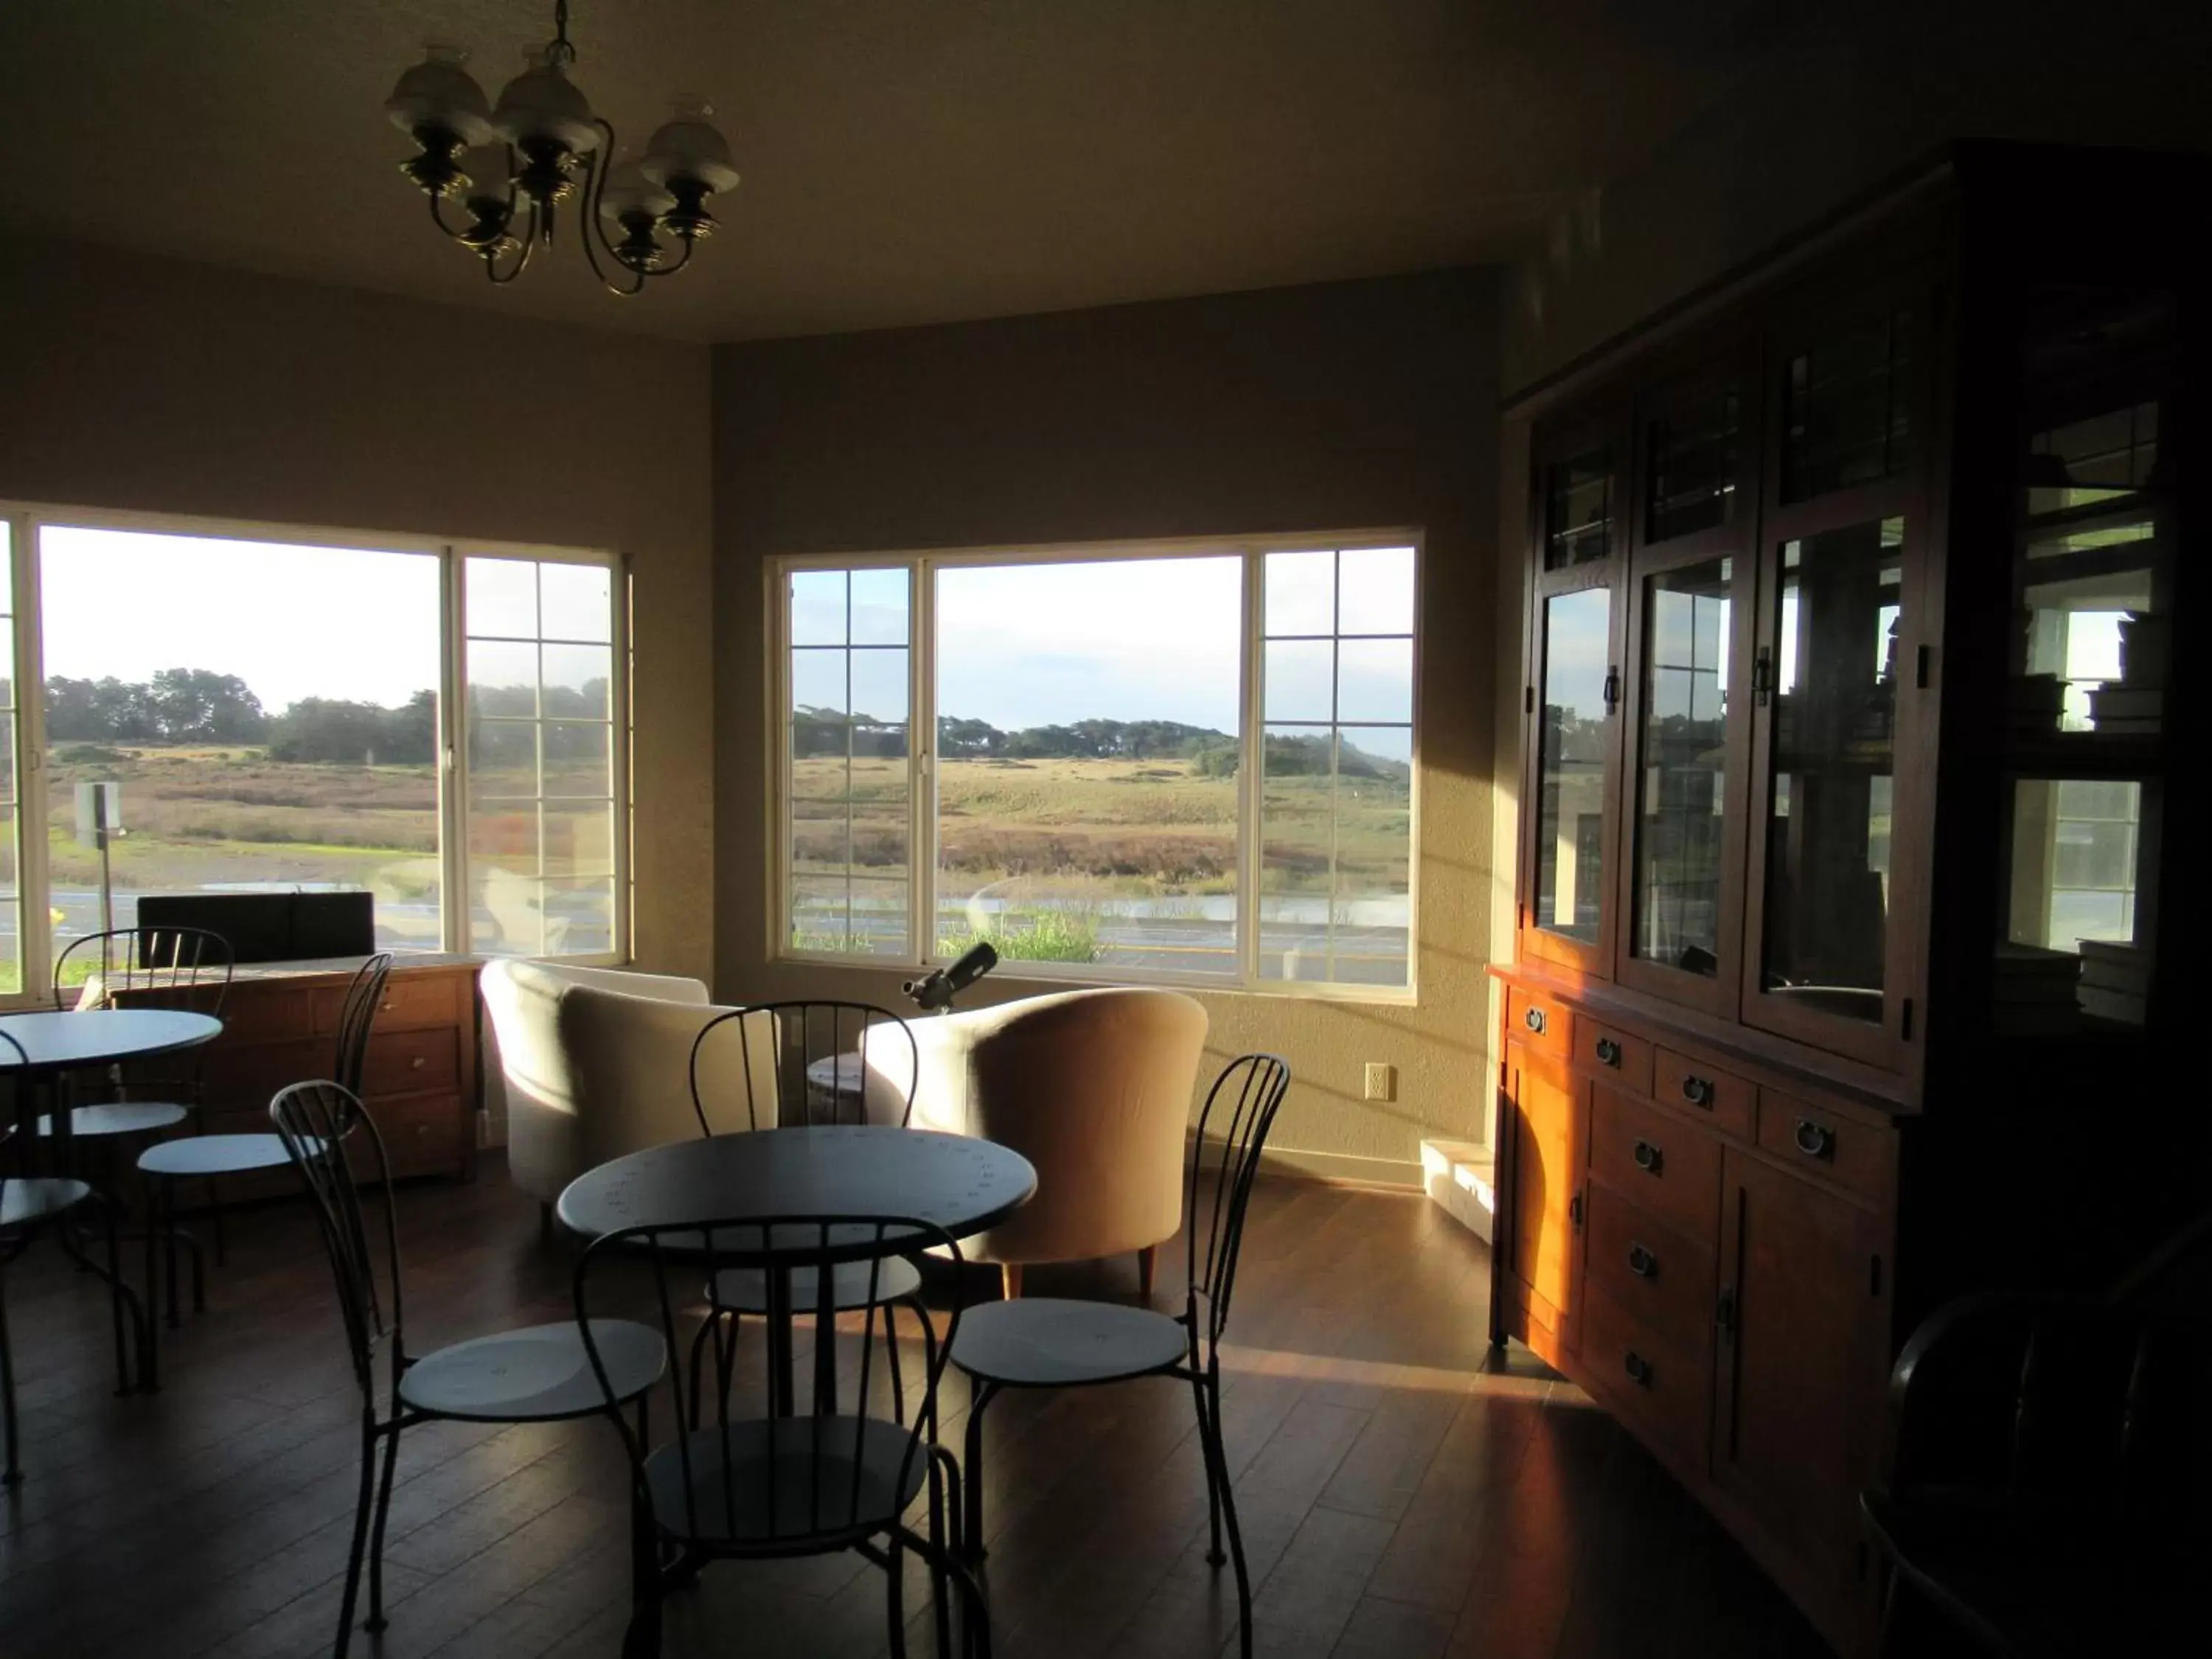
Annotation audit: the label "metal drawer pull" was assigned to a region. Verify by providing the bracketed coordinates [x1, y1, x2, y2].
[1627, 1243, 1657, 1279]
[1523, 1006, 1548, 1035]
[411, 1055, 426, 1070]
[1593, 1037, 1621, 1067]
[1632, 1138, 1663, 1174]
[1681, 1074, 1714, 1107]
[1624, 1351, 1653, 1387]
[1793, 1118, 1836, 1161]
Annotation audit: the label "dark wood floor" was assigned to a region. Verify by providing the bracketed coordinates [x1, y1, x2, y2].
[0, 1158, 1825, 1659]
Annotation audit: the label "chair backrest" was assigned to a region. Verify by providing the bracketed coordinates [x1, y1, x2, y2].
[688, 1002, 919, 1136]
[55, 925, 234, 1016]
[1186, 1053, 1291, 1347]
[268, 1079, 395, 1399]
[334, 953, 396, 1097]
[574, 1214, 963, 1551]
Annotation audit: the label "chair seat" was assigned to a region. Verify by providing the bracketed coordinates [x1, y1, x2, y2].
[138, 1133, 296, 1178]
[398, 1319, 665, 1423]
[1, 1177, 94, 1229]
[951, 1297, 1189, 1387]
[644, 1416, 928, 1546]
[38, 1102, 190, 1138]
[708, 1253, 924, 1316]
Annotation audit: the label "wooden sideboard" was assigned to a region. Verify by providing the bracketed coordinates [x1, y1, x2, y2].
[114, 955, 481, 1192]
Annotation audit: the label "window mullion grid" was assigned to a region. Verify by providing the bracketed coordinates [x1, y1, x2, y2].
[1240, 549, 1264, 987]
[1327, 550, 1343, 984]
[10, 514, 52, 999]
[913, 560, 932, 968]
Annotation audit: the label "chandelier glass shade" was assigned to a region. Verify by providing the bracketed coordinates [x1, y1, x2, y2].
[384, 1, 736, 296]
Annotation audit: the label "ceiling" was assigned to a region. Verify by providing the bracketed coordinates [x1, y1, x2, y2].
[0, 1, 1812, 343]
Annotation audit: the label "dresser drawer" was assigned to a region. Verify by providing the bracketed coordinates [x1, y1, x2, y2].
[362, 1028, 459, 1099]
[1756, 1091, 1893, 1203]
[359, 1093, 467, 1179]
[312, 969, 465, 1034]
[210, 984, 318, 1043]
[1582, 1279, 1713, 1467]
[1588, 1082, 1722, 1240]
[1506, 984, 1571, 1061]
[198, 1036, 331, 1111]
[1575, 1017, 1653, 1094]
[1655, 1047, 1755, 1141]
[1584, 1182, 1717, 1346]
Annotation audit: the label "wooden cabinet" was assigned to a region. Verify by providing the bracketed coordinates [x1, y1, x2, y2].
[1493, 147, 2208, 1652]
[116, 956, 480, 1192]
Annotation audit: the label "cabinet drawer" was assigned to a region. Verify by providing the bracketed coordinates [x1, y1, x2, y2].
[1588, 1082, 1722, 1240]
[313, 970, 465, 1034]
[1506, 985, 1571, 1060]
[359, 1093, 467, 1180]
[198, 1037, 332, 1111]
[1584, 1183, 1717, 1346]
[211, 985, 318, 1043]
[1756, 1091, 1893, 1203]
[1582, 1279, 1713, 1467]
[1655, 1048, 1755, 1141]
[1574, 1018, 1653, 1093]
[362, 1028, 459, 1099]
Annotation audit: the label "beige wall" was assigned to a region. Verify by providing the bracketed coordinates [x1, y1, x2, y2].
[712, 271, 1500, 1184]
[0, 237, 716, 983]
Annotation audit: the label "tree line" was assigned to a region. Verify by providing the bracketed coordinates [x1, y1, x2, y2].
[43, 672, 608, 765]
[793, 707, 1407, 779]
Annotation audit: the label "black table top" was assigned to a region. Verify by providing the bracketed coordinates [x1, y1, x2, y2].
[0, 1009, 224, 1073]
[556, 1126, 1037, 1257]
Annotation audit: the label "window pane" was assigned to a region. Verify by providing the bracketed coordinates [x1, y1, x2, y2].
[1646, 386, 1742, 542]
[1545, 448, 1613, 570]
[790, 570, 848, 646]
[793, 875, 908, 957]
[469, 717, 537, 798]
[467, 641, 539, 717]
[1265, 639, 1334, 722]
[541, 644, 613, 716]
[543, 877, 617, 956]
[849, 647, 908, 728]
[1337, 638, 1413, 724]
[1337, 546, 1416, 635]
[543, 799, 616, 880]
[1783, 313, 1913, 502]
[471, 866, 546, 955]
[790, 649, 847, 721]
[849, 568, 910, 646]
[538, 561, 613, 643]
[933, 556, 1241, 976]
[1758, 519, 1903, 1020]
[1265, 552, 1334, 634]
[467, 556, 538, 636]
[0, 803, 17, 997]
[1534, 587, 1611, 942]
[41, 526, 443, 959]
[542, 721, 611, 798]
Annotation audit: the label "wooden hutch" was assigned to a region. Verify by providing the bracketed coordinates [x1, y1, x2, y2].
[1490, 144, 2206, 1649]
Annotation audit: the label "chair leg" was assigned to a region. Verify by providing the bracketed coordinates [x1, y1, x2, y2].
[364, 1418, 403, 1631]
[886, 1533, 908, 1659]
[100, 1193, 136, 1395]
[962, 1380, 999, 1564]
[1, 1267, 21, 1486]
[1197, 1365, 1252, 1659]
[1189, 1364, 1222, 1565]
[206, 1177, 227, 1266]
[335, 1415, 378, 1659]
[999, 1264, 1021, 1301]
[1138, 1245, 1156, 1301]
[622, 1489, 664, 1659]
[163, 1179, 181, 1329]
[886, 1300, 907, 1422]
[686, 1314, 717, 1430]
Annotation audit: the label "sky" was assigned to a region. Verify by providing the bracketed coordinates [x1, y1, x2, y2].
[38, 526, 441, 710]
[790, 548, 1415, 750]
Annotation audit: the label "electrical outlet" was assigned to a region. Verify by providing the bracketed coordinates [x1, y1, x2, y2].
[1363, 1062, 1396, 1102]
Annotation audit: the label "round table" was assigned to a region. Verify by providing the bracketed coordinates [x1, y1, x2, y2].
[0, 1008, 222, 1394]
[558, 1125, 1037, 1414]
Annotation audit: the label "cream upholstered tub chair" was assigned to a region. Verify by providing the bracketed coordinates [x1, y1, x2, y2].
[480, 960, 773, 1227]
[901, 986, 1208, 1298]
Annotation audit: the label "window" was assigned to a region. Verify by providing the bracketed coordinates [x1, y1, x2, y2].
[0, 505, 625, 1004]
[776, 536, 1419, 996]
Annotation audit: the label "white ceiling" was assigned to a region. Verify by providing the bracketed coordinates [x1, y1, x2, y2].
[0, 1, 1808, 343]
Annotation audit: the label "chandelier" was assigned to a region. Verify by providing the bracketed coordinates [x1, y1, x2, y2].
[383, 0, 737, 296]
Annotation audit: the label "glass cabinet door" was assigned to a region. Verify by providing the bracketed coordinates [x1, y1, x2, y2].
[1531, 586, 1615, 952]
[1750, 517, 1906, 1036]
[1628, 557, 1734, 981]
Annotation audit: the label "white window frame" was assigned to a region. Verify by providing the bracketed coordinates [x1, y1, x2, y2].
[768, 530, 1422, 1004]
[0, 500, 629, 1006]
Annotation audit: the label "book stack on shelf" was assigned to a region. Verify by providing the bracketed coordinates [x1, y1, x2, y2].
[2077, 939, 2152, 1024]
[2088, 611, 2169, 734]
[1992, 941, 2084, 1034]
[2008, 672, 2067, 738]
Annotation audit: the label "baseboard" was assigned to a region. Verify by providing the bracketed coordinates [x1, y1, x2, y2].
[1188, 1129, 1423, 1191]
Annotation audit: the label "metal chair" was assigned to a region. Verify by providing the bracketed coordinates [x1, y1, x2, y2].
[2, 1027, 140, 1482]
[949, 1051, 1290, 1659]
[41, 925, 234, 1152]
[272, 1079, 665, 1659]
[577, 1212, 987, 1659]
[684, 1003, 928, 1426]
[135, 954, 394, 1386]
